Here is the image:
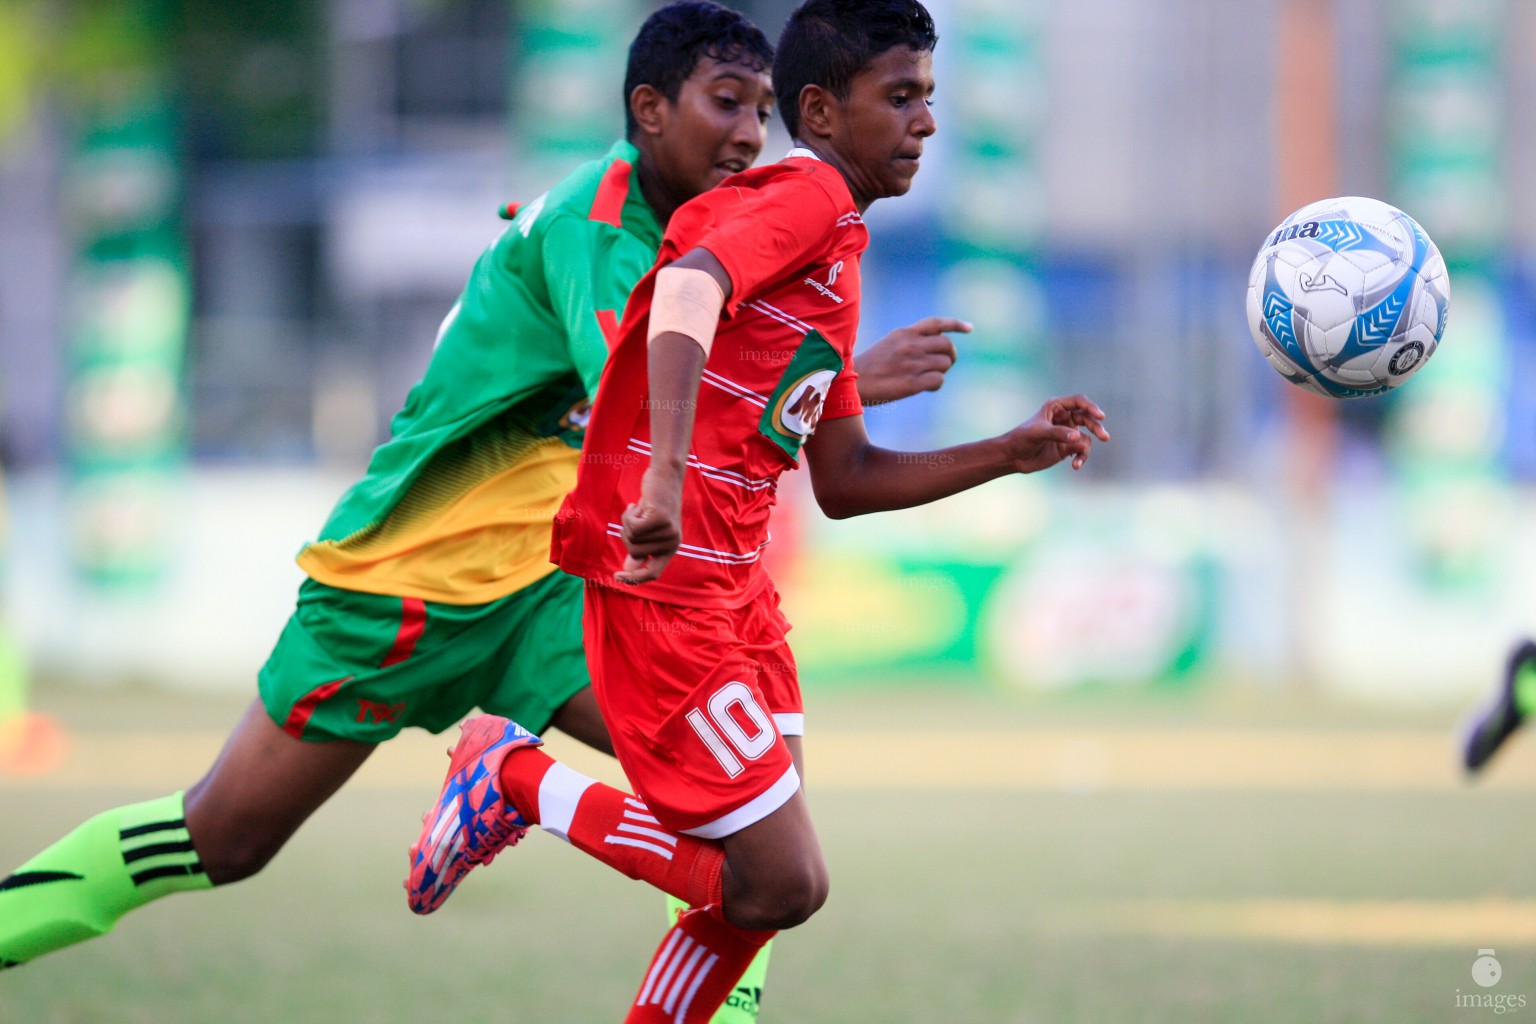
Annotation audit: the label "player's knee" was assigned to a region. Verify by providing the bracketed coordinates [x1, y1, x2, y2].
[734, 860, 829, 930]
[193, 830, 281, 884]
[183, 794, 283, 884]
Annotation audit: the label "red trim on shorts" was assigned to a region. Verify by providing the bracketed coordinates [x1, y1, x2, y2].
[588, 159, 631, 228]
[283, 676, 352, 739]
[595, 309, 620, 351]
[379, 597, 427, 668]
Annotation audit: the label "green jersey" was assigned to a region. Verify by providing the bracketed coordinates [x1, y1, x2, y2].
[298, 140, 661, 604]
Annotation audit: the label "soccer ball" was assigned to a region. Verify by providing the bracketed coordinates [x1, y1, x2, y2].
[1245, 196, 1450, 398]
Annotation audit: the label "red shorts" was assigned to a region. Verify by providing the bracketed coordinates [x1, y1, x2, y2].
[583, 581, 802, 839]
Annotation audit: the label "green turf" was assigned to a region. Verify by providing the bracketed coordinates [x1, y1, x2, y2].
[1, 684, 1532, 1023]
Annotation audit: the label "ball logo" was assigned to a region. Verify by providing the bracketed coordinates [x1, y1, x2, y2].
[1298, 271, 1347, 296]
[1389, 340, 1425, 376]
[1473, 950, 1503, 989]
[771, 368, 836, 438]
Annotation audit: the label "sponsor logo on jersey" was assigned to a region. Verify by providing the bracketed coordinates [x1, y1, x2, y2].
[758, 330, 844, 459]
[802, 260, 845, 303]
[356, 698, 407, 725]
[772, 369, 836, 438]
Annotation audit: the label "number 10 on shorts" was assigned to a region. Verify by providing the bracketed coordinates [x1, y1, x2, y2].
[685, 681, 776, 778]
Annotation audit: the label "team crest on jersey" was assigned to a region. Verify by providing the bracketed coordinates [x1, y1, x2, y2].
[759, 330, 843, 459]
[560, 397, 593, 432]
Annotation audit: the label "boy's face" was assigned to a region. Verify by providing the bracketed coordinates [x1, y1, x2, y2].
[653, 57, 774, 201]
[829, 46, 936, 204]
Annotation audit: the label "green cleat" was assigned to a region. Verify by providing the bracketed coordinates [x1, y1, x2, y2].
[1463, 640, 1536, 775]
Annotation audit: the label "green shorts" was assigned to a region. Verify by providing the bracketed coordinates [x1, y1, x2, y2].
[257, 569, 589, 743]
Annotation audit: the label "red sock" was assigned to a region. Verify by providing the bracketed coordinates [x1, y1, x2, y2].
[625, 907, 775, 1024]
[498, 746, 724, 907]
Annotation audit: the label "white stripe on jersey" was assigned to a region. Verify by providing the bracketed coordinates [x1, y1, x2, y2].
[606, 524, 765, 565]
[626, 440, 776, 492]
[746, 299, 814, 336]
[700, 369, 768, 408]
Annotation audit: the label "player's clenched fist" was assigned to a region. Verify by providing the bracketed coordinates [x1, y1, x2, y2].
[614, 468, 685, 585]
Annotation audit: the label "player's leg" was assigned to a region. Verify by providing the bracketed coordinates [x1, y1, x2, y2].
[547, 686, 615, 756]
[404, 713, 806, 1024]
[0, 701, 373, 969]
[510, 569, 774, 1019]
[625, 762, 820, 1024]
[0, 580, 437, 969]
[624, 592, 813, 1023]
[1464, 639, 1536, 773]
[0, 790, 211, 970]
[183, 700, 376, 882]
[667, 597, 800, 1022]
[667, 893, 773, 1022]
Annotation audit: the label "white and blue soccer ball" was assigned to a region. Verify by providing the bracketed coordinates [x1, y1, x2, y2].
[1245, 196, 1450, 398]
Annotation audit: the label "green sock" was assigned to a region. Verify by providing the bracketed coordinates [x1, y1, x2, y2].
[666, 894, 774, 1022]
[0, 792, 211, 968]
[1516, 659, 1536, 718]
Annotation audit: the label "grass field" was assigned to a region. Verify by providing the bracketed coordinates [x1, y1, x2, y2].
[3, 681, 1536, 1023]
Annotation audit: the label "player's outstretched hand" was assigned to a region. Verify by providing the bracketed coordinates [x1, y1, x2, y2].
[614, 469, 684, 585]
[854, 317, 970, 406]
[1004, 394, 1110, 473]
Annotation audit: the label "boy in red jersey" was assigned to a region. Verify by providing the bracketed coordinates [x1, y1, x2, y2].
[406, 1, 1108, 1020]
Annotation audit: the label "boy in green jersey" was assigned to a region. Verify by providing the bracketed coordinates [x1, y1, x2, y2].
[0, 2, 965, 1016]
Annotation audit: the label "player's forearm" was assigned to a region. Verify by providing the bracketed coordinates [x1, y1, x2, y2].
[645, 332, 708, 477]
[816, 435, 1015, 519]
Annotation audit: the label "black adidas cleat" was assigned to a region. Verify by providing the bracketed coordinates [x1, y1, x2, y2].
[1462, 639, 1536, 775]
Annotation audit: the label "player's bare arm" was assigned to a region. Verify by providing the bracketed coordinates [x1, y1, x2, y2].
[615, 246, 733, 585]
[803, 394, 1108, 519]
[853, 316, 968, 405]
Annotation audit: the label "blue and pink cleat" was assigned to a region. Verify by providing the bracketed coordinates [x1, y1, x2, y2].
[406, 715, 543, 914]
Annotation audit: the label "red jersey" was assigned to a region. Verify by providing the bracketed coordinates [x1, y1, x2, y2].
[551, 156, 868, 608]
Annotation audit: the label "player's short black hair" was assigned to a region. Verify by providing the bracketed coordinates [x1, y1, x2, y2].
[774, 0, 938, 140]
[623, 1, 774, 139]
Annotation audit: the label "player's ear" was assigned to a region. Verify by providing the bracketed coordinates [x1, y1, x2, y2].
[630, 84, 669, 137]
[796, 84, 837, 141]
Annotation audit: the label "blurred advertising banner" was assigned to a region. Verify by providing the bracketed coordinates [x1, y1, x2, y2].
[62, 7, 188, 589]
[934, 0, 1049, 445]
[781, 479, 1536, 701]
[1383, 0, 1509, 596]
[512, 0, 632, 178]
[782, 481, 1219, 693]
